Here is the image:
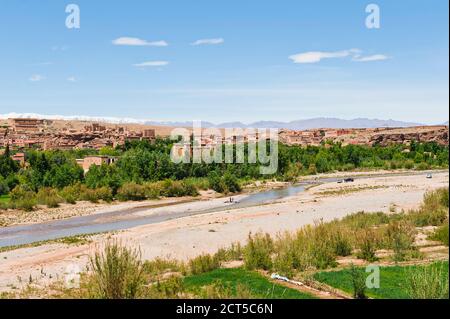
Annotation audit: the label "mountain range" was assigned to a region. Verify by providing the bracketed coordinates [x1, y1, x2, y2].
[1, 113, 447, 130]
[145, 118, 425, 130]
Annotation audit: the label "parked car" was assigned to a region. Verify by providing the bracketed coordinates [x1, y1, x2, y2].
[426, 173, 433, 179]
[344, 178, 355, 183]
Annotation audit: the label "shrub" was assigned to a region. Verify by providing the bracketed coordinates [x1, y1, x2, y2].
[407, 189, 449, 227]
[223, 172, 241, 193]
[12, 197, 36, 212]
[77, 185, 113, 203]
[386, 220, 417, 262]
[341, 211, 390, 230]
[59, 184, 80, 204]
[36, 187, 63, 208]
[0, 177, 9, 195]
[408, 208, 448, 227]
[143, 182, 162, 199]
[180, 180, 200, 197]
[273, 233, 298, 277]
[143, 258, 183, 276]
[430, 223, 449, 246]
[117, 182, 146, 201]
[93, 187, 113, 203]
[330, 227, 353, 257]
[307, 222, 338, 269]
[149, 275, 185, 299]
[244, 232, 274, 271]
[188, 254, 220, 275]
[9, 185, 36, 212]
[356, 229, 379, 262]
[87, 241, 146, 299]
[406, 263, 449, 299]
[224, 242, 243, 261]
[404, 160, 415, 169]
[208, 172, 227, 193]
[416, 162, 430, 171]
[159, 179, 199, 197]
[350, 264, 368, 299]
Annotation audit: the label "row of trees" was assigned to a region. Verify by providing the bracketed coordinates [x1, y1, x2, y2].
[0, 138, 448, 197]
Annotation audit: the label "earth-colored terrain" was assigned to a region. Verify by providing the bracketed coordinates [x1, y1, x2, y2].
[0, 170, 448, 293]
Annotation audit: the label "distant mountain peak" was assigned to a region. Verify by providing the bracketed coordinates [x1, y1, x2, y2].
[0, 113, 427, 130]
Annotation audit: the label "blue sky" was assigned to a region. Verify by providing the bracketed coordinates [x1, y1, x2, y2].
[0, 0, 448, 124]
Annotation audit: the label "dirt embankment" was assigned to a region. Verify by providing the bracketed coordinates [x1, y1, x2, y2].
[0, 171, 447, 292]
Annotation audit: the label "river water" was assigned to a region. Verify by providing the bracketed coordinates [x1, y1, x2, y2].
[0, 171, 434, 248]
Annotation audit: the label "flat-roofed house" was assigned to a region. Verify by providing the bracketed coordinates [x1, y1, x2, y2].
[11, 152, 26, 166]
[78, 155, 118, 173]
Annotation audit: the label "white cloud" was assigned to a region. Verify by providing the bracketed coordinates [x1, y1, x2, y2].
[353, 54, 389, 62]
[133, 61, 169, 67]
[112, 37, 168, 47]
[29, 74, 45, 82]
[191, 38, 224, 46]
[289, 49, 360, 64]
[67, 76, 77, 82]
[289, 49, 389, 64]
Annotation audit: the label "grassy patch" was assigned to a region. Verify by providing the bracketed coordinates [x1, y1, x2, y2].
[0, 234, 97, 253]
[0, 195, 10, 204]
[313, 261, 449, 299]
[184, 268, 315, 299]
[429, 223, 449, 246]
[316, 185, 388, 196]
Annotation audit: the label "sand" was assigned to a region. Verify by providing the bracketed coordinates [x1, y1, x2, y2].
[0, 171, 448, 292]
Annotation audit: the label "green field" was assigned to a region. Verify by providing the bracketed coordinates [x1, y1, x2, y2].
[184, 268, 315, 299]
[314, 261, 449, 299]
[0, 195, 10, 204]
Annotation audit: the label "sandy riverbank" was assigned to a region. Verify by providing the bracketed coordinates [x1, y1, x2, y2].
[0, 170, 448, 292]
[0, 169, 443, 227]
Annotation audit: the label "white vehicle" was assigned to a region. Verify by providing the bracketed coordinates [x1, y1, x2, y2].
[426, 173, 433, 179]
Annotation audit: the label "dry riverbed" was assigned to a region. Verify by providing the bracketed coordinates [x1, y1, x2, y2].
[0, 170, 448, 293]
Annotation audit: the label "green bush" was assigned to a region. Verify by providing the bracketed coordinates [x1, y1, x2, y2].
[149, 276, 185, 299]
[407, 188, 449, 227]
[36, 187, 63, 208]
[341, 211, 390, 230]
[350, 264, 368, 299]
[87, 241, 146, 299]
[430, 223, 449, 246]
[386, 220, 417, 262]
[143, 258, 183, 276]
[59, 184, 81, 204]
[356, 229, 379, 262]
[117, 182, 146, 201]
[331, 227, 353, 257]
[223, 172, 241, 193]
[0, 177, 9, 195]
[208, 172, 227, 193]
[416, 162, 431, 170]
[244, 232, 274, 271]
[9, 185, 36, 211]
[188, 254, 220, 275]
[406, 263, 449, 299]
[93, 187, 113, 203]
[143, 182, 162, 199]
[158, 179, 199, 197]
